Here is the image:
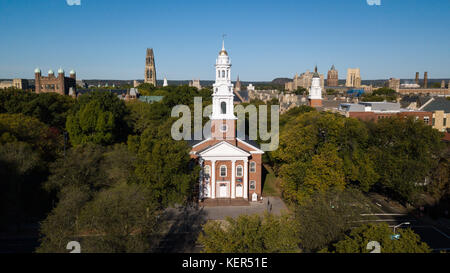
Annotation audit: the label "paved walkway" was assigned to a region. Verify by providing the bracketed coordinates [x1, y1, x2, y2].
[202, 196, 288, 220]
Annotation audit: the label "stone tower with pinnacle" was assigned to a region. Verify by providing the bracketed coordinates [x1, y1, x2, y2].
[144, 48, 157, 87]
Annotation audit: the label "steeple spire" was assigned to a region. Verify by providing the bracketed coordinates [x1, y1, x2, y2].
[313, 65, 320, 78]
[222, 34, 226, 51]
[212, 40, 235, 122]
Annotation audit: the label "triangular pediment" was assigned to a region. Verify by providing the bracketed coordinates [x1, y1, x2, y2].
[199, 141, 250, 157]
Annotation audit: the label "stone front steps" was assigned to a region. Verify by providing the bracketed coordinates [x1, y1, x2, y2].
[199, 198, 250, 207]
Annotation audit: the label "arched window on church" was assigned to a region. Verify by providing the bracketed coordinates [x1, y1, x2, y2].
[221, 102, 227, 114]
[222, 70, 225, 78]
[220, 165, 227, 177]
[226, 70, 229, 79]
[236, 166, 243, 177]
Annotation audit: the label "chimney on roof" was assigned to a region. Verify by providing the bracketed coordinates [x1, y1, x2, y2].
[424, 72, 428, 88]
[415, 72, 419, 85]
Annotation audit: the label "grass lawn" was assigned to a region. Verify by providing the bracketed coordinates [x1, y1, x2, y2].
[262, 164, 281, 197]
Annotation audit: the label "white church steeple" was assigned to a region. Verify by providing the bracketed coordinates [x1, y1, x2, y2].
[211, 40, 236, 120]
[308, 66, 323, 107]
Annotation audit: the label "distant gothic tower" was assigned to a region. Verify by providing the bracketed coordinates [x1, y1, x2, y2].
[234, 75, 242, 92]
[309, 66, 323, 107]
[144, 48, 156, 86]
[346, 68, 361, 88]
[327, 65, 338, 87]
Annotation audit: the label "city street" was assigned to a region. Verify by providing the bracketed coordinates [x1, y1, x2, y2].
[367, 194, 450, 252]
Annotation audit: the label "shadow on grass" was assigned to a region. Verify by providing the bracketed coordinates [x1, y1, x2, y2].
[154, 205, 208, 253]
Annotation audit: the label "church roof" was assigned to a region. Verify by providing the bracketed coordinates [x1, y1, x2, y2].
[198, 141, 251, 157]
[188, 129, 262, 152]
[421, 97, 450, 113]
[233, 90, 249, 102]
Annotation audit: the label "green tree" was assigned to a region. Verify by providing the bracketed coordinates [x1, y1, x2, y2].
[0, 89, 36, 114]
[36, 185, 90, 253]
[273, 112, 374, 203]
[23, 92, 74, 129]
[132, 121, 199, 208]
[361, 87, 397, 102]
[279, 105, 316, 129]
[38, 144, 139, 252]
[0, 113, 63, 161]
[66, 92, 130, 145]
[372, 87, 397, 96]
[293, 87, 307, 95]
[0, 142, 43, 230]
[324, 223, 431, 253]
[326, 89, 338, 95]
[338, 118, 378, 192]
[431, 82, 441, 88]
[76, 183, 161, 253]
[127, 100, 170, 134]
[198, 213, 300, 253]
[44, 144, 107, 194]
[137, 83, 155, 96]
[426, 149, 449, 203]
[0, 90, 74, 130]
[294, 189, 374, 252]
[368, 117, 444, 203]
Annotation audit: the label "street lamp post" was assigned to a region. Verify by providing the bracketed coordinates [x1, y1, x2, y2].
[393, 222, 410, 234]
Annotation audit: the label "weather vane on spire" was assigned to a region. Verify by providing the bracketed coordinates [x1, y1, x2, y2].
[222, 34, 227, 49]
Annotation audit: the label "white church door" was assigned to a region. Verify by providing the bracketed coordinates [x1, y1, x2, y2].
[236, 184, 243, 198]
[219, 183, 228, 198]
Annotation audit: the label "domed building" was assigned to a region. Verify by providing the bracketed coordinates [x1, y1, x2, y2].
[34, 67, 77, 95]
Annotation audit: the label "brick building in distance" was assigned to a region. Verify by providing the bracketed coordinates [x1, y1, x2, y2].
[338, 101, 432, 125]
[34, 68, 76, 95]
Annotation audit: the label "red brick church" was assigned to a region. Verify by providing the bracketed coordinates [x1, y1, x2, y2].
[190, 42, 264, 203]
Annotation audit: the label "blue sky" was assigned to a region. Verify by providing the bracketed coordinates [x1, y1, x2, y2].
[0, 0, 449, 81]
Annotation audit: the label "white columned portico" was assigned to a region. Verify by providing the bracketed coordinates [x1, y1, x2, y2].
[231, 160, 236, 199]
[243, 159, 248, 200]
[199, 158, 204, 199]
[211, 160, 216, 199]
